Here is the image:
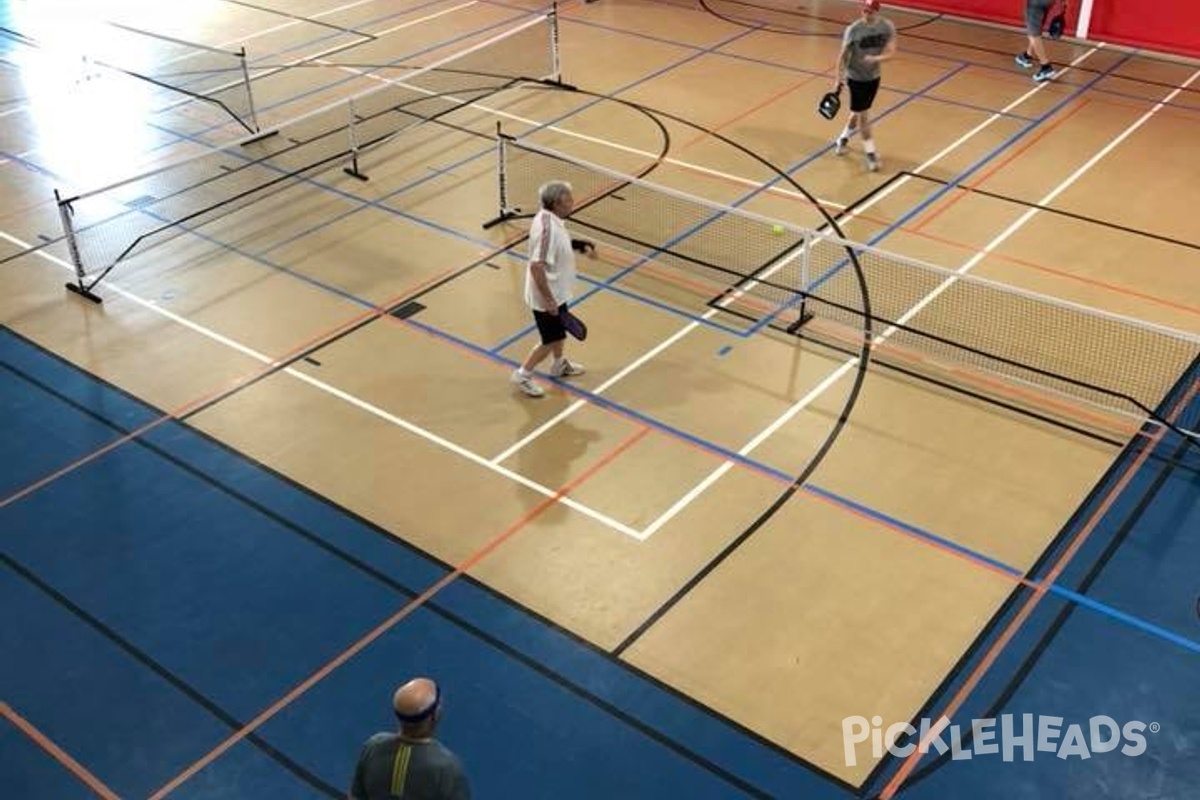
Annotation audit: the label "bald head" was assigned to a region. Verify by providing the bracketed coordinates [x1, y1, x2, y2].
[392, 678, 441, 735]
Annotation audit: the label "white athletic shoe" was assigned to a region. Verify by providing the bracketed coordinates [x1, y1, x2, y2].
[551, 359, 585, 377]
[866, 153, 881, 172]
[834, 137, 849, 156]
[511, 370, 545, 397]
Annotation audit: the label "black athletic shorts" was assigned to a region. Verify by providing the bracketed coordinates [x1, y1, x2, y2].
[533, 304, 568, 344]
[848, 77, 881, 112]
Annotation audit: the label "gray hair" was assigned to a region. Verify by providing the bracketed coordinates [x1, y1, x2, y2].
[538, 180, 573, 210]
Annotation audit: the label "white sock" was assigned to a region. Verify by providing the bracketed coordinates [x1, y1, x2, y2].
[840, 125, 855, 141]
[863, 138, 878, 155]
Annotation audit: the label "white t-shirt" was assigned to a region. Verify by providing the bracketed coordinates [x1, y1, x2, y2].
[524, 209, 576, 311]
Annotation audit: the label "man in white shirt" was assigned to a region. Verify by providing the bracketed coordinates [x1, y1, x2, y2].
[511, 180, 590, 398]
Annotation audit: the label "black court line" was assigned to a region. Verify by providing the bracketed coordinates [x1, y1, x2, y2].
[0, 554, 345, 798]
[898, 405, 1199, 794]
[214, 0, 375, 38]
[901, 171, 1200, 253]
[0, 329, 848, 799]
[863, 354, 1200, 795]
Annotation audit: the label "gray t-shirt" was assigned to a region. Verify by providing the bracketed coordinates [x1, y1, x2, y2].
[842, 17, 896, 82]
[350, 733, 470, 800]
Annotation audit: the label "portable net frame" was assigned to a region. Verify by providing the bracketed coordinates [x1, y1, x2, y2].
[5, 18, 260, 134]
[487, 135, 1200, 442]
[53, 7, 563, 302]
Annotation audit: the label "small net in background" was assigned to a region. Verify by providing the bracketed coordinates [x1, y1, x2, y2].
[492, 137, 1200, 440]
[4, 11, 259, 134]
[54, 11, 560, 295]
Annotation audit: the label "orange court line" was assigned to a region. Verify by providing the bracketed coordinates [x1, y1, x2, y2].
[911, 98, 1092, 233]
[147, 425, 650, 799]
[877, 377, 1200, 800]
[0, 233, 533, 512]
[677, 71, 825, 153]
[2, 702, 122, 800]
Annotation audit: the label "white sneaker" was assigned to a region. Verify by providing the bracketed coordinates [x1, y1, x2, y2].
[866, 153, 881, 172]
[511, 370, 545, 397]
[834, 137, 848, 156]
[551, 359, 585, 377]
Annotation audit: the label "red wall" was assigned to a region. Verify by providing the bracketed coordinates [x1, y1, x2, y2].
[888, 1, 1200, 60]
[1087, 0, 1200, 60]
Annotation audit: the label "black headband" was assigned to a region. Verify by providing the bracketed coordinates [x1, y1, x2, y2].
[394, 684, 441, 723]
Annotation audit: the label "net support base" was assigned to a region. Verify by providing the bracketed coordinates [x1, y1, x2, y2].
[240, 129, 279, 147]
[65, 281, 103, 304]
[785, 297, 814, 335]
[482, 208, 521, 230]
[343, 165, 369, 181]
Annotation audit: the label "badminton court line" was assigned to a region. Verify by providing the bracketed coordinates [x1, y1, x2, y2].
[0, 228, 641, 540]
[319, 59, 850, 211]
[1, 702, 120, 800]
[152, 1, 480, 119]
[636, 49, 1123, 536]
[491, 50, 1106, 516]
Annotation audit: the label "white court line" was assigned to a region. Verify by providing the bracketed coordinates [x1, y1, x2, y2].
[153, 1, 479, 118]
[322, 61, 846, 210]
[638, 49, 1121, 538]
[641, 53, 1200, 539]
[0, 228, 643, 540]
[496, 47, 1104, 532]
[835, 46, 1103, 224]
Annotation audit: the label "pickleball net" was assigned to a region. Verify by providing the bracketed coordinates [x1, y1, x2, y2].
[486, 134, 1200, 442]
[53, 8, 562, 300]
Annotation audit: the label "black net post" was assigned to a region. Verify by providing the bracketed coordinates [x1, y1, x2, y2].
[238, 47, 260, 133]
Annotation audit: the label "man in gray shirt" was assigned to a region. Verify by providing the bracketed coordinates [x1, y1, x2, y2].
[831, 0, 898, 172]
[349, 678, 470, 800]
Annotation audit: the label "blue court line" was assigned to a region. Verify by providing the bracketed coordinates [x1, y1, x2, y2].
[488, 60, 973, 354]
[557, 11, 1038, 122]
[10, 6, 1193, 662]
[404, 312, 1200, 660]
[743, 48, 1140, 336]
[0, 327, 849, 799]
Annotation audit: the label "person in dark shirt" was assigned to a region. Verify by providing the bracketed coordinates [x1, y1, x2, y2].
[349, 678, 470, 800]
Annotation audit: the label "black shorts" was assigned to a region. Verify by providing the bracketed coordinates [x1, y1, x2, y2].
[533, 304, 568, 344]
[847, 78, 881, 112]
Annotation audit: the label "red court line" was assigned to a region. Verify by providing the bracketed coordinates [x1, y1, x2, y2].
[147, 425, 651, 799]
[911, 97, 1092, 233]
[904, 226, 1200, 317]
[676, 71, 824, 153]
[2, 702, 121, 800]
[0, 234, 536, 512]
[877, 377, 1200, 800]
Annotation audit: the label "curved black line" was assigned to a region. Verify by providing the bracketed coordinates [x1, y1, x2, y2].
[514, 81, 876, 658]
